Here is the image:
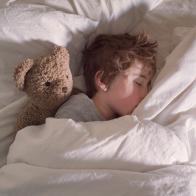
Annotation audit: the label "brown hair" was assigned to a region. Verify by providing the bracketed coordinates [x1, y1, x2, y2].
[82, 32, 158, 98]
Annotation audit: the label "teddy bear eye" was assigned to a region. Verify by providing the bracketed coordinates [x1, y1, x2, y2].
[45, 81, 51, 86]
[66, 75, 69, 79]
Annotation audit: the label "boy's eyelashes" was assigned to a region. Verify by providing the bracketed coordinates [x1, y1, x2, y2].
[134, 81, 144, 87]
[134, 79, 150, 87]
[134, 78, 145, 85]
[135, 81, 143, 86]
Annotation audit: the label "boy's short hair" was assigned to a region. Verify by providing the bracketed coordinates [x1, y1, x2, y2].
[82, 32, 158, 98]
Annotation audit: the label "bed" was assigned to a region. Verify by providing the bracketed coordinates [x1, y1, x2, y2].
[0, 0, 196, 195]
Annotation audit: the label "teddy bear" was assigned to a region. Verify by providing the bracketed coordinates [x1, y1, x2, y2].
[14, 45, 73, 130]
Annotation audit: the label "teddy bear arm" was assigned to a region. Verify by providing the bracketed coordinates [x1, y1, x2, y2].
[16, 103, 53, 130]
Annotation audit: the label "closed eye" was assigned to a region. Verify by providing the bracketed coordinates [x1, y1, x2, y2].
[135, 81, 142, 86]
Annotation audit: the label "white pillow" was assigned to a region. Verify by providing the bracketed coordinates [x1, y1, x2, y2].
[171, 26, 194, 51]
[133, 26, 196, 123]
[6, 0, 163, 19]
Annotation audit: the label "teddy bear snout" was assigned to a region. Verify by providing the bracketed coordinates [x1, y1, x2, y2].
[62, 87, 68, 93]
[55, 80, 68, 93]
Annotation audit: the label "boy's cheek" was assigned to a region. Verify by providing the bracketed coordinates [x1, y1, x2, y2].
[132, 94, 144, 106]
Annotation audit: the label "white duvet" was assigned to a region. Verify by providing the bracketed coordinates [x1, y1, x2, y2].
[0, 1, 196, 195]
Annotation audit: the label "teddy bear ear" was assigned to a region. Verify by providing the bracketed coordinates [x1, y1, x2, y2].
[14, 58, 34, 91]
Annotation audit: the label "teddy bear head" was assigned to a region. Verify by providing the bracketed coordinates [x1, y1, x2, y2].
[14, 45, 73, 109]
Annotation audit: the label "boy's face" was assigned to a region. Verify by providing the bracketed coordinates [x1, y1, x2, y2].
[94, 59, 154, 118]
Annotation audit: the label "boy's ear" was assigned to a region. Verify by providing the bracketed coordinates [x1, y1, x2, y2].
[94, 71, 108, 92]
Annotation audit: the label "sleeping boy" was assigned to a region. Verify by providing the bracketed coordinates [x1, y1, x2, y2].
[55, 32, 158, 121]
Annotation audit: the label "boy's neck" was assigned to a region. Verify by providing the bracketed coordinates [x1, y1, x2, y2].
[92, 93, 116, 120]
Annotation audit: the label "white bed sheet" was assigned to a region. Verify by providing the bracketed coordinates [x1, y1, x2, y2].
[0, 0, 163, 167]
[1, 26, 196, 196]
[0, 0, 196, 195]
